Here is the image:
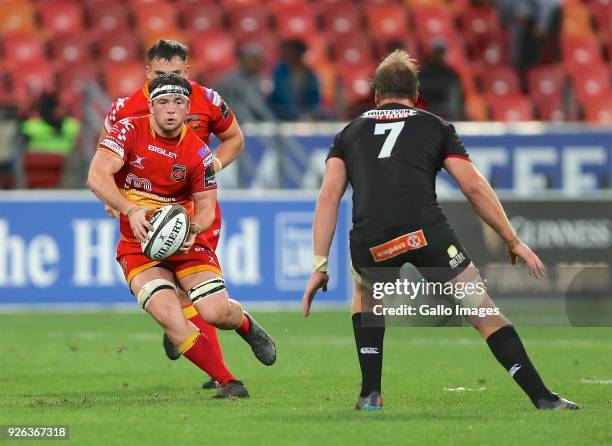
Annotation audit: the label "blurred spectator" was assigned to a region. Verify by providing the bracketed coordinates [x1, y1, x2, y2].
[496, 0, 562, 74]
[418, 39, 464, 121]
[217, 45, 276, 122]
[269, 40, 321, 121]
[20, 92, 79, 154]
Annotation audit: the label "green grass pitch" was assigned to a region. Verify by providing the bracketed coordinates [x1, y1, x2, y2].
[0, 310, 611, 445]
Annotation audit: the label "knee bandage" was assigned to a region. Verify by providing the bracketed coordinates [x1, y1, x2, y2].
[452, 267, 487, 309]
[189, 277, 226, 304]
[137, 279, 177, 310]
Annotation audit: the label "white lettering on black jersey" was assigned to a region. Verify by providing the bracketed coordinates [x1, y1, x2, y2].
[327, 104, 470, 241]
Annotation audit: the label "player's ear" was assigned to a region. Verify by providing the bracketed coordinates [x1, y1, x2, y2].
[184, 64, 191, 79]
[148, 100, 154, 114]
[145, 65, 154, 80]
[374, 90, 380, 106]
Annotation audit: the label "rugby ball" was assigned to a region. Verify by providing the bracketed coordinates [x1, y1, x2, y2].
[141, 204, 190, 260]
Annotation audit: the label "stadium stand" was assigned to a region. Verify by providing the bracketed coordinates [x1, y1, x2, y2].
[0, 0, 610, 123]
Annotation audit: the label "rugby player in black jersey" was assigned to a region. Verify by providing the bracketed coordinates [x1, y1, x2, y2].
[302, 50, 578, 411]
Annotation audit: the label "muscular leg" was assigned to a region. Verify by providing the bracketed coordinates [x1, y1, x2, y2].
[450, 263, 564, 408]
[179, 271, 277, 366]
[351, 277, 385, 407]
[131, 267, 237, 386]
[179, 271, 244, 329]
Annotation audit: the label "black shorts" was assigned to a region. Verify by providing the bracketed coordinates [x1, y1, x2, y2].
[350, 219, 471, 284]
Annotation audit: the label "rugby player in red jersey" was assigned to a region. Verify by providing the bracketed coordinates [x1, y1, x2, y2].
[99, 40, 243, 389]
[88, 73, 276, 399]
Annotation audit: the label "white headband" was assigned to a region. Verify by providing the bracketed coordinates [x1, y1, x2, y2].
[150, 84, 190, 101]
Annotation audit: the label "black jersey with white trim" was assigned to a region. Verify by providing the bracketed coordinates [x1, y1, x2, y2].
[327, 103, 469, 241]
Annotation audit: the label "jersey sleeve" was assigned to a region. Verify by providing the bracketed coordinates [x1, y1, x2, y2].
[104, 97, 129, 132]
[205, 87, 235, 135]
[326, 131, 346, 160]
[190, 144, 217, 193]
[441, 123, 470, 160]
[98, 118, 136, 162]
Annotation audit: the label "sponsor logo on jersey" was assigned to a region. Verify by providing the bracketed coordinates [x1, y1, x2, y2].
[170, 163, 187, 182]
[448, 244, 466, 269]
[100, 139, 125, 158]
[197, 145, 211, 160]
[129, 155, 146, 170]
[204, 163, 217, 188]
[360, 347, 379, 354]
[220, 101, 230, 119]
[186, 114, 203, 132]
[125, 173, 152, 192]
[148, 144, 178, 159]
[369, 230, 428, 262]
[362, 109, 418, 120]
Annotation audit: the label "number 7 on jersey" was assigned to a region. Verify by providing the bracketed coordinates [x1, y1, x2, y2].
[374, 122, 405, 159]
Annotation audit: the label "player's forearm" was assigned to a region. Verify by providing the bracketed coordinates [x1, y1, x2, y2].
[190, 208, 215, 233]
[312, 194, 340, 257]
[464, 179, 516, 242]
[87, 170, 134, 216]
[214, 131, 244, 171]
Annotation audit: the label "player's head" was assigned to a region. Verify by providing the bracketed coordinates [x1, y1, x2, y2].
[146, 40, 190, 80]
[371, 50, 419, 105]
[148, 73, 192, 135]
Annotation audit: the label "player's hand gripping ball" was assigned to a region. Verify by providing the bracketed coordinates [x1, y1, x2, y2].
[141, 205, 190, 260]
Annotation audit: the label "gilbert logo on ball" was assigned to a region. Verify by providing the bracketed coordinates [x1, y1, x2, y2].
[141, 204, 190, 260]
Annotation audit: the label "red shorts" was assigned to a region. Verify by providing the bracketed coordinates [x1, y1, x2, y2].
[117, 237, 223, 286]
[203, 202, 222, 250]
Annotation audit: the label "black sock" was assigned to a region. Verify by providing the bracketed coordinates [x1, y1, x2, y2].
[352, 312, 385, 397]
[486, 325, 556, 406]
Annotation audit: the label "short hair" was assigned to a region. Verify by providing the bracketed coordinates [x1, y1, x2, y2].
[371, 50, 419, 102]
[147, 39, 189, 63]
[148, 73, 192, 97]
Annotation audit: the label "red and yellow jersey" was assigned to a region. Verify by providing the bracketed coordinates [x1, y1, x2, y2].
[98, 115, 217, 242]
[104, 80, 234, 144]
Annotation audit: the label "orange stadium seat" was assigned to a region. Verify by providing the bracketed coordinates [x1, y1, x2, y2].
[135, 4, 178, 36]
[330, 33, 375, 66]
[24, 153, 65, 189]
[404, 0, 446, 7]
[128, 0, 168, 6]
[189, 32, 237, 78]
[273, 3, 317, 39]
[571, 64, 611, 105]
[536, 99, 567, 121]
[228, 5, 271, 39]
[464, 93, 489, 121]
[527, 64, 567, 104]
[104, 62, 146, 99]
[458, 5, 500, 37]
[220, 0, 262, 7]
[179, 6, 225, 34]
[562, 3, 594, 36]
[302, 32, 330, 69]
[0, 1, 36, 34]
[473, 32, 510, 65]
[50, 35, 93, 67]
[584, 95, 612, 123]
[365, 3, 410, 41]
[481, 66, 521, 97]
[11, 63, 56, 111]
[38, 0, 85, 35]
[57, 63, 100, 92]
[413, 6, 456, 40]
[562, 36, 604, 72]
[488, 95, 534, 121]
[319, 4, 363, 36]
[86, 2, 131, 36]
[337, 63, 376, 104]
[98, 33, 141, 64]
[372, 32, 420, 61]
[2, 33, 47, 66]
